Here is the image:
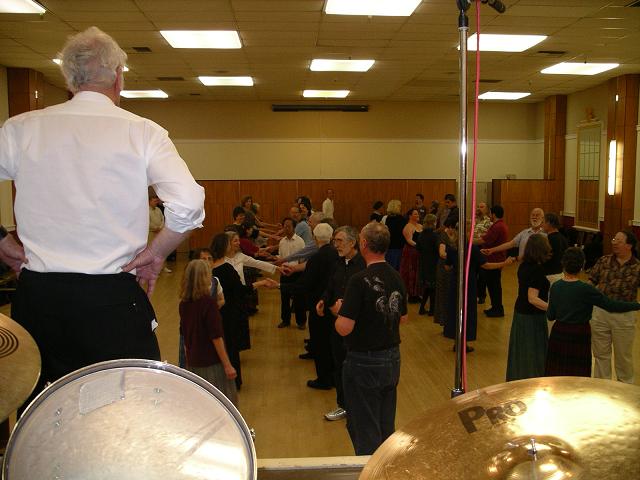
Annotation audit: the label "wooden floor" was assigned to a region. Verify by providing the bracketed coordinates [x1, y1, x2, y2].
[3, 258, 640, 459]
[149, 257, 640, 459]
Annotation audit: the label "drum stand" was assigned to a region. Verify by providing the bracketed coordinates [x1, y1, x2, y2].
[452, 0, 506, 398]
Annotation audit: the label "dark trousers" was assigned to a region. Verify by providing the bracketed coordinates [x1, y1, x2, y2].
[484, 268, 503, 312]
[419, 286, 435, 313]
[308, 310, 334, 385]
[343, 347, 401, 455]
[279, 273, 307, 326]
[12, 269, 161, 395]
[477, 269, 487, 301]
[330, 328, 347, 408]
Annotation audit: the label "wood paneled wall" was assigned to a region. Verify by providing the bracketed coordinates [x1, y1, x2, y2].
[189, 179, 456, 249]
[604, 74, 639, 252]
[492, 179, 564, 237]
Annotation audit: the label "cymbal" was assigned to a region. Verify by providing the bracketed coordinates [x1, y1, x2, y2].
[0, 313, 40, 422]
[360, 377, 640, 480]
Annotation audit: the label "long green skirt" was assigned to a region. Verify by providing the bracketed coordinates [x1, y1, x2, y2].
[506, 310, 548, 382]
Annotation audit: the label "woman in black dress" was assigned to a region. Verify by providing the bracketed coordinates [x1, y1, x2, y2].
[383, 199, 406, 270]
[210, 233, 276, 388]
[416, 214, 439, 315]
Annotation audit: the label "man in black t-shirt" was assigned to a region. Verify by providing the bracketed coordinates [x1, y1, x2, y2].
[542, 212, 568, 284]
[335, 221, 408, 455]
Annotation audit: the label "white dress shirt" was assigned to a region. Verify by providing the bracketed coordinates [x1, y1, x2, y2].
[0, 91, 204, 274]
[226, 251, 277, 285]
[278, 234, 306, 266]
[322, 198, 334, 219]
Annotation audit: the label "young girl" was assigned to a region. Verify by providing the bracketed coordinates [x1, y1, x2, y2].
[179, 259, 238, 405]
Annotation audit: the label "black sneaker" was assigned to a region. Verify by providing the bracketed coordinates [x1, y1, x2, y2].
[307, 379, 333, 390]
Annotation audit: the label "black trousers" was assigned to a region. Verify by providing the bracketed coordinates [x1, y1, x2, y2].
[308, 310, 334, 385]
[484, 268, 503, 312]
[279, 273, 307, 327]
[12, 269, 161, 390]
[330, 328, 347, 408]
[477, 269, 487, 300]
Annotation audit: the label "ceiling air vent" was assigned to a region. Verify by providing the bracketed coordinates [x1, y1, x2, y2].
[132, 46, 152, 53]
[626, 1, 640, 6]
[536, 50, 567, 57]
[157, 76, 184, 81]
[479, 79, 501, 83]
[272, 104, 368, 112]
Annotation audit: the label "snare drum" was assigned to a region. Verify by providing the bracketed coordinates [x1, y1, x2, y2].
[2, 359, 256, 480]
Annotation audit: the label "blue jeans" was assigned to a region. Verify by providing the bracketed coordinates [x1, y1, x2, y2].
[343, 347, 401, 455]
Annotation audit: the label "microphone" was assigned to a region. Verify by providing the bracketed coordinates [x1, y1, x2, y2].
[481, 0, 507, 13]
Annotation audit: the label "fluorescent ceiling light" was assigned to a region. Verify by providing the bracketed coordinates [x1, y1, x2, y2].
[310, 59, 375, 72]
[160, 30, 241, 49]
[325, 0, 421, 16]
[199, 76, 254, 86]
[607, 140, 617, 195]
[120, 90, 168, 99]
[0, 0, 45, 14]
[541, 62, 619, 75]
[465, 34, 546, 52]
[303, 90, 350, 98]
[478, 92, 531, 100]
[53, 58, 129, 72]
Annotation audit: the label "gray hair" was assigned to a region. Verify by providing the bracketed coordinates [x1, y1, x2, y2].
[361, 221, 390, 254]
[334, 225, 358, 245]
[309, 211, 325, 224]
[313, 223, 333, 243]
[59, 26, 127, 93]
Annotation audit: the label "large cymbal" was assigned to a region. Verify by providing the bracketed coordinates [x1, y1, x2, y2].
[360, 377, 640, 480]
[0, 313, 40, 422]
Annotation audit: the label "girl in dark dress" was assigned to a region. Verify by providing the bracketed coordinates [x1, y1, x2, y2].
[383, 199, 406, 270]
[416, 214, 439, 315]
[210, 233, 277, 389]
[399, 208, 423, 300]
[444, 233, 513, 351]
[434, 220, 456, 326]
[506, 234, 551, 381]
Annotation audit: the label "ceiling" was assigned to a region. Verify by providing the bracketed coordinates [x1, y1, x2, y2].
[0, 0, 639, 103]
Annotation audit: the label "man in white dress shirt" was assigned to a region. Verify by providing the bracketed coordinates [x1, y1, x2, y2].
[0, 27, 204, 386]
[322, 188, 335, 220]
[277, 217, 306, 328]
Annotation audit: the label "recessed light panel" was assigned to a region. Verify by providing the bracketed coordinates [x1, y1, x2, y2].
[478, 92, 531, 100]
[160, 30, 241, 49]
[303, 90, 350, 98]
[325, 0, 421, 16]
[199, 76, 254, 86]
[310, 59, 375, 72]
[541, 62, 619, 75]
[466, 34, 547, 52]
[0, 0, 45, 14]
[120, 90, 168, 99]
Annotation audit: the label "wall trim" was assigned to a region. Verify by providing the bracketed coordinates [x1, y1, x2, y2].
[174, 137, 545, 145]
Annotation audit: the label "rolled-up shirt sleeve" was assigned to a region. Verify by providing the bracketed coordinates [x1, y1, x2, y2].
[145, 123, 205, 233]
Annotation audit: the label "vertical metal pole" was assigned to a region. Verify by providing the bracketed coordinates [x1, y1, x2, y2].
[452, 6, 469, 398]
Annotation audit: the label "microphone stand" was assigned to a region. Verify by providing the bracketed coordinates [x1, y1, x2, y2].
[451, 0, 506, 399]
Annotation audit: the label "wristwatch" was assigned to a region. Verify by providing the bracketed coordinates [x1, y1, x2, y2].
[0, 225, 8, 240]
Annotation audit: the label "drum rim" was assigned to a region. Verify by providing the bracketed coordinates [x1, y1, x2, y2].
[2, 358, 257, 480]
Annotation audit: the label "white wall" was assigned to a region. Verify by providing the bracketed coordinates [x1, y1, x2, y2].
[176, 138, 544, 181]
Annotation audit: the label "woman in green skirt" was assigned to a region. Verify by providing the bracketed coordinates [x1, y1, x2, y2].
[506, 234, 552, 381]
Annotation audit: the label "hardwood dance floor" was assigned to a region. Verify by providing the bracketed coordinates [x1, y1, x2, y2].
[3, 258, 639, 459]
[149, 257, 640, 459]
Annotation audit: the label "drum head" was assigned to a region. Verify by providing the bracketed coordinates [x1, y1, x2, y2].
[2, 359, 256, 480]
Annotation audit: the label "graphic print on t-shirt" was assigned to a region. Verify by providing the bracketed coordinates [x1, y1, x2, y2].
[365, 276, 403, 329]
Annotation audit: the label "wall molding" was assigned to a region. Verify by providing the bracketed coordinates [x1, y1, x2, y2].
[174, 137, 545, 145]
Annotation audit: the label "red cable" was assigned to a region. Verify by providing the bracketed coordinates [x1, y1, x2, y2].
[461, 0, 482, 392]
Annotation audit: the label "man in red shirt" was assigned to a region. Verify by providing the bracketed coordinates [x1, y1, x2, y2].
[480, 205, 509, 317]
